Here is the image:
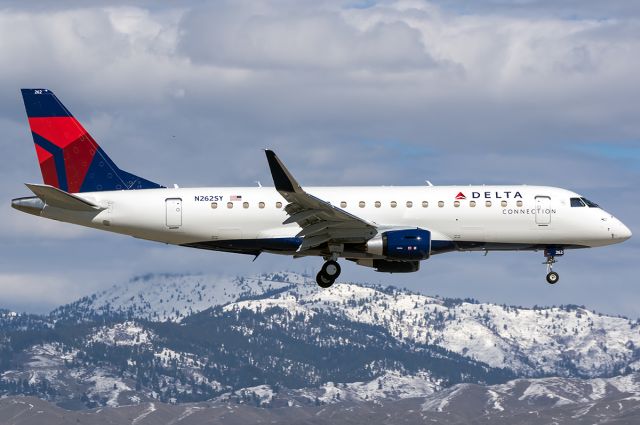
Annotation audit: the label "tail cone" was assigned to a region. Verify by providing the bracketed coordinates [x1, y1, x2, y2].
[11, 196, 45, 216]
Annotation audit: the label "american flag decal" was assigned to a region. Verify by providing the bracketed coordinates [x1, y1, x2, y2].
[230, 195, 242, 201]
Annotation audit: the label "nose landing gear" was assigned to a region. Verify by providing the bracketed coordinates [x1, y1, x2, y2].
[543, 248, 563, 284]
[316, 260, 341, 288]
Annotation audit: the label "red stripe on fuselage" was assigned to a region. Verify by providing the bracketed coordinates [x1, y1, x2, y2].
[34, 144, 59, 188]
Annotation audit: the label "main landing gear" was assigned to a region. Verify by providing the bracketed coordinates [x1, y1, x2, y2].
[316, 260, 341, 288]
[544, 248, 563, 284]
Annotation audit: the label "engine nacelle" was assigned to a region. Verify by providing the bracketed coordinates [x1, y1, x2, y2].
[366, 228, 431, 260]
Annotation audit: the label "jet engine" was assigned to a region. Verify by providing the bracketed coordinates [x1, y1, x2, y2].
[366, 228, 431, 260]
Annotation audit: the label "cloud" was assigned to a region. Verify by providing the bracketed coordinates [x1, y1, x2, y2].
[0, 273, 103, 313]
[179, 3, 435, 71]
[428, 0, 640, 19]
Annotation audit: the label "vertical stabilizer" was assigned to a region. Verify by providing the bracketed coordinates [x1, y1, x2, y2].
[20, 88, 163, 193]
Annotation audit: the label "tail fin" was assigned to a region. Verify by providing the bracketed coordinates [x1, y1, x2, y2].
[20, 88, 163, 193]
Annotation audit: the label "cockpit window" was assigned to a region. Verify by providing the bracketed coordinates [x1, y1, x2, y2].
[570, 197, 586, 207]
[581, 198, 599, 208]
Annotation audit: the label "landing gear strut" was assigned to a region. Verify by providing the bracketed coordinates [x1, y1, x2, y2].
[316, 260, 341, 288]
[543, 248, 563, 284]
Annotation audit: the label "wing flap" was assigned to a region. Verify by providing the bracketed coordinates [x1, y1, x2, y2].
[283, 209, 325, 225]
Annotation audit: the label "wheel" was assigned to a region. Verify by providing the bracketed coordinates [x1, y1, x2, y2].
[321, 260, 341, 279]
[316, 271, 334, 288]
[546, 271, 559, 284]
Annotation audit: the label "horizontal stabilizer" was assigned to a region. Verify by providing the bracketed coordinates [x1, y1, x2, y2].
[25, 183, 104, 212]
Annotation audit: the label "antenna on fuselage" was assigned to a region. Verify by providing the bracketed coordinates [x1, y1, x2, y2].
[255, 181, 262, 188]
[425, 180, 434, 186]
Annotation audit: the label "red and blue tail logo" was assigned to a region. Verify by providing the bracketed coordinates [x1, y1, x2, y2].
[20, 89, 162, 193]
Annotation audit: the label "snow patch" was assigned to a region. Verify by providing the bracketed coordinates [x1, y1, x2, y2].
[91, 322, 153, 346]
[487, 389, 504, 411]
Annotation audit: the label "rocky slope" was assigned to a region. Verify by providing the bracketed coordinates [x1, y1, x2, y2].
[2, 373, 640, 425]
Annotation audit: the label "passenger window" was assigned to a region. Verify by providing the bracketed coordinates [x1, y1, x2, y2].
[501, 200, 507, 207]
[276, 201, 282, 208]
[340, 201, 347, 208]
[227, 202, 233, 209]
[469, 200, 476, 207]
[359, 201, 365, 208]
[454, 201, 460, 207]
[422, 201, 428, 208]
[259, 202, 265, 209]
[570, 198, 586, 207]
[390, 201, 397, 208]
[406, 201, 413, 208]
[374, 201, 381, 208]
[243, 202, 249, 209]
[516, 200, 523, 207]
[211, 202, 218, 209]
[485, 201, 492, 207]
[438, 201, 444, 208]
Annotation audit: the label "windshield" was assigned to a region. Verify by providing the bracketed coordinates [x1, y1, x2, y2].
[581, 198, 599, 208]
[570, 197, 586, 207]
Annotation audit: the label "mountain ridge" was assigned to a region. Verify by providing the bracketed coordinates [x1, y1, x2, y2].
[1, 272, 639, 413]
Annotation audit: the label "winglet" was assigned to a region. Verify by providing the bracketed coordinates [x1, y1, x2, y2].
[265, 150, 301, 194]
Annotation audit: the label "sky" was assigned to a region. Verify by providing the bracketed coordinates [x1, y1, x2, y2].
[0, 0, 638, 317]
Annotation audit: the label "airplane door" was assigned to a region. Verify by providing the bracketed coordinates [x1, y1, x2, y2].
[535, 196, 551, 226]
[166, 198, 182, 228]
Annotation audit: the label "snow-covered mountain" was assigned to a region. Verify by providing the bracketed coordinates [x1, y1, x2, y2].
[2, 271, 640, 412]
[227, 280, 640, 378]
[2, 373, 640, 424]
[52, 272, 303, 322]
[52, 272, 640, 378]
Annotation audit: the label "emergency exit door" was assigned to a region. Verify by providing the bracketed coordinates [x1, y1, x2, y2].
[535, 196, 551, 226]
[166, 198, 182, 228]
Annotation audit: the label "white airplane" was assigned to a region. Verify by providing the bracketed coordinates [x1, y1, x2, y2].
[12, 89, 632, 287]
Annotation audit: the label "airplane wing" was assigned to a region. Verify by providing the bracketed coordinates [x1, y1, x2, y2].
[265, 150, 377, 251]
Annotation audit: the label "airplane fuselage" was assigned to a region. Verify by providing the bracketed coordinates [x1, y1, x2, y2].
[15, 185, 630, 261]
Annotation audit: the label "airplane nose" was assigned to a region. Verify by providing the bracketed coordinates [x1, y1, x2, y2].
[618, 222, 632, 241]
[610, 216, 632, 242]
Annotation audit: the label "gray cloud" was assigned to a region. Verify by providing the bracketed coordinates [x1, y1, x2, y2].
[429, 0, 640, 19]
[0, 1, 638, 315]
[180, 2, 436, 71]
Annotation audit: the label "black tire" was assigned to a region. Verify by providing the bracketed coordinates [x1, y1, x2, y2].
[316, 271, 334, 288]
[546, 271, 559, 284]
[321, 260, 341, 279]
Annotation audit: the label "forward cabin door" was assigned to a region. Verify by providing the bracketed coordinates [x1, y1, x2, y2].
[535, 196, 551, 226]
[166, 198, 182, 228]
